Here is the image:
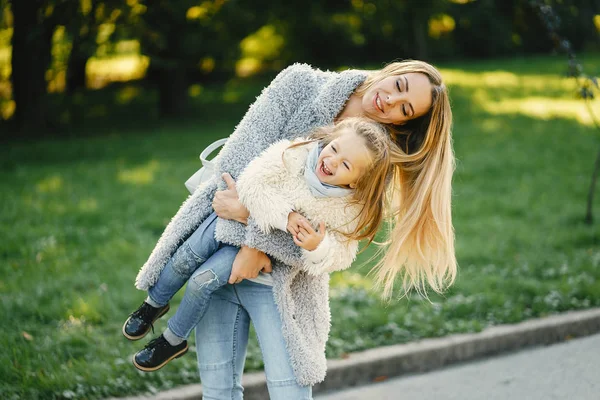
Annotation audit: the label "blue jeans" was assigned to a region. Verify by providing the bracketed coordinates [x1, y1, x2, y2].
[148, 212, 239, 340]
[195, 280, 313, 400]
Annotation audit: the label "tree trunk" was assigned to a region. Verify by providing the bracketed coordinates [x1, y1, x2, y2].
[66, 1, 98, 94]
[10, 0, 54, 131]
[157, 63, 187, 117]
[412, 16, 428, 60]
[66, 35, 89, 94]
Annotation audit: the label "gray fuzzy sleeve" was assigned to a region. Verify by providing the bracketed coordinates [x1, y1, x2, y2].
[244, 218, 304, 268]
[214, 63, 317, 248]
[135, 176, 218, 290]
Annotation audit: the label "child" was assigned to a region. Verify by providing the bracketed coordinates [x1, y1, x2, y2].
[123, 117, 393, 371]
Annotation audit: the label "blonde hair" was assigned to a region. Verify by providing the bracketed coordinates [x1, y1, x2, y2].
[286, 117, 393, 244]
[358, 59, 457, 299]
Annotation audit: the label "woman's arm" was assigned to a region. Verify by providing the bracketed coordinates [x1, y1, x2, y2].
[228, 245, 272, 284]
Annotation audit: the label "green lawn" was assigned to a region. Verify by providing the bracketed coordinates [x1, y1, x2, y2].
[2, 53, 600, 399]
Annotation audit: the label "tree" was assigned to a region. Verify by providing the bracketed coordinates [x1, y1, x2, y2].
[64, 0, 126, 94]
[136, 0, 264, 117]
[9, 0, 55, 130]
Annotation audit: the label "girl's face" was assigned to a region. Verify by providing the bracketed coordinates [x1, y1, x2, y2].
[316, 128, 373, 188]
[361, 72, 433, 125]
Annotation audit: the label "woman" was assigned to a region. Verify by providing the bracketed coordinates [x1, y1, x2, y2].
[134, 60, 456, 399]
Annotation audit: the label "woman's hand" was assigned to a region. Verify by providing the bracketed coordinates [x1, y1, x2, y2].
[212, 173, 250, 225]
[228, 246, 272, 284]
[291, 219, 326, 252]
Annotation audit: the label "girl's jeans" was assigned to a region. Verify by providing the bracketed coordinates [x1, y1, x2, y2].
[148, 212, 238, 341]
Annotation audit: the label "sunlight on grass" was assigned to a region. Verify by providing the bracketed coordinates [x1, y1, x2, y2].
[442, 69, 573, 90]
[117, 160, 159, 185]
[442, 68, 600, 126]
[78, 198, 98, 212]
[483, 96, 600, 126]
[21, 194, 70, 215]
[330, 271, 373, 292]
[66, 296, 103, 325]
[36, 175, 63, 193]
[60, 315, 87, 330]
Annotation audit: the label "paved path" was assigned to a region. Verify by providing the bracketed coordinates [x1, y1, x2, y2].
[316, 333, 600, 400]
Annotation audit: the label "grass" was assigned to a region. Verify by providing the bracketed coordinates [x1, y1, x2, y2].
[2, 52, 600, 399]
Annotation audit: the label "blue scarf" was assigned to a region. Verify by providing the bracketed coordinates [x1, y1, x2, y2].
[303, 142, 355, 198]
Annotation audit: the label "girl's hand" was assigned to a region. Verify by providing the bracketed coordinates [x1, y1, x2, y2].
[286, 211, 305, 236]
[292, 220, 326, 251]
[213, 173, 250, 225]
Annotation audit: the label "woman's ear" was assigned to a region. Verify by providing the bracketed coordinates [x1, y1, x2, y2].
[349, 182, 357, 189]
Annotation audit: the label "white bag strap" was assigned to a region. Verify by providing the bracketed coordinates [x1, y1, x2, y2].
[200, 138, 228, 165]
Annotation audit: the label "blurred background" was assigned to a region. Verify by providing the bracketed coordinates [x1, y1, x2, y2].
[1, 0, 600, 399]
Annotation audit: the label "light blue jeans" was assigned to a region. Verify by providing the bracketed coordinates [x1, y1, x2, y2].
[148, 212, 238, 341]
[195, 280, 313, 400]
[148, 212, 312, 399]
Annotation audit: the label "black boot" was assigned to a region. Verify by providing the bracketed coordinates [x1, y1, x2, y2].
[122, 302, 170, 341]
[133, 334, 188, 372]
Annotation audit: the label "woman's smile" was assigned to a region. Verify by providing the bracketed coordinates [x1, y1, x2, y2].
[374, 93, 384, 113]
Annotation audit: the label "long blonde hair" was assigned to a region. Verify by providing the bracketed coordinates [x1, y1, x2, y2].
[286, 118, 393, 244]
[357, 60, 457, 299]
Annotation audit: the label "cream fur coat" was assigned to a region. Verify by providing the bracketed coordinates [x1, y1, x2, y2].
[237, 139, 360, 275]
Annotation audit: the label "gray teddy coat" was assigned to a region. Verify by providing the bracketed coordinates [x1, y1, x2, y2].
[134, 63, 368, 385]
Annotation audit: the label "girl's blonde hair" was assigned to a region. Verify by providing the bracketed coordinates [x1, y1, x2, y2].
[358, 59, 457, 299]
[287, 117, 393, 245]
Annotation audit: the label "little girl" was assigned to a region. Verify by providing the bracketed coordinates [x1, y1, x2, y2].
[123, 117, 393, 371]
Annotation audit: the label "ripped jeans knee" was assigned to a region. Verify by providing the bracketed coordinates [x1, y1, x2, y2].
[188, 269, 220, 293]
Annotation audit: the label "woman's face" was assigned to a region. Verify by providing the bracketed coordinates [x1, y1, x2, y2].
[315, 128, 372, 188]
[361, 72, 433, 125]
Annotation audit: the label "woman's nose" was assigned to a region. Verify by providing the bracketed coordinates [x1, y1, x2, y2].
[387, 90, 409, 105]
[386, 93, 400, 105]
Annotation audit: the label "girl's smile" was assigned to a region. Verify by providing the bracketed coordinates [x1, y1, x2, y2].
[315, 127, 373, 188]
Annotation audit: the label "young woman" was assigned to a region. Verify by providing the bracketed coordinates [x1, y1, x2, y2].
[133, 60, 456, 399]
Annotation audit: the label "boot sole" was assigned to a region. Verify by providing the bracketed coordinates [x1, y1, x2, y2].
[122, 304, 170, 341]
[132, 344, 189, 372]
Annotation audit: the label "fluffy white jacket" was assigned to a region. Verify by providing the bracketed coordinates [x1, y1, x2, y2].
[237, 139, 361, 276]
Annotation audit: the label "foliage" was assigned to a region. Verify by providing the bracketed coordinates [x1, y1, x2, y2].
[1, 0, 599, 130]
[1, 53, 599, 398]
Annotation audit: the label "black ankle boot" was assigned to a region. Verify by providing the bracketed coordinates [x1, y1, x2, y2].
[122, 302, 170, 340]
[133, 334, 188, 372]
